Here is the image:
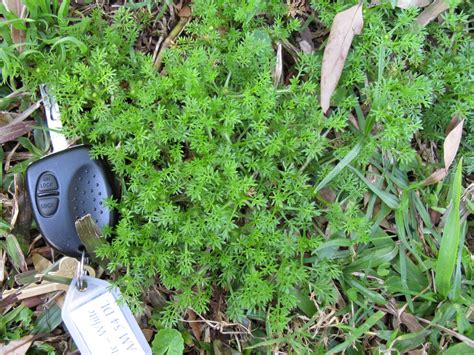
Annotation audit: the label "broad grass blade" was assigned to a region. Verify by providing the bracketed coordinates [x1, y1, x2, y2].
[314, 142, 362, 193]
[349, 166, 400, 209]
[435, 158, 463, 298]
[5, 233, 27, 272]
[343, 244, 398, 273]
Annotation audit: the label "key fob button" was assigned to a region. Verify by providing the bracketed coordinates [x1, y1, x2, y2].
[37, 197, 59, 217]
[37, 172, 59, 193]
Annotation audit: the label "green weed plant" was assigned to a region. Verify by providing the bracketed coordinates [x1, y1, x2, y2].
[0, 0, 472, 352]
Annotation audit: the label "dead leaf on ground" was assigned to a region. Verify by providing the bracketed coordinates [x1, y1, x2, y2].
[396, 0, 431, 8]
[416, 0, 449, 27]
[142, 328, 154, 342]
[298, 27, 314, 54]
[13, 174, 32, 246]
[272, 42, 283, 87]
[348, 112, 360, 130]
[0, 250, 6, 283]
[4, 100, 41, 127]
[320, 3, 364, 114]
[21, 295, 44, 309]
[371, 0, 430, 8]
[178, 5, 192, 18]
[0, 122, 34, 144]
[3, 0, 27, 53]
[318, 187, 336, 203]
[0, 335, 34, 355]
[443, 118, 464, 170]
[407, 350, 428, 355]
[186, 308, 203, 340]
[429, 208, 441, 225]
[423, 118, 464, 186]
[422, 168, 447, 186]
[386, 299, 424, 333]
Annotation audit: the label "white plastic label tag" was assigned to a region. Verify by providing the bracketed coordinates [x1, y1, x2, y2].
[62, 276, 152, 355]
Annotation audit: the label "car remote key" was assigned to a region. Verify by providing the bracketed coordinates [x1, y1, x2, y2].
[25, 85, 117, 258]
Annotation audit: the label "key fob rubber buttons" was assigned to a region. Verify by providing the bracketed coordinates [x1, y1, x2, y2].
[37, 172, 59, 193]
[36, 172, 60, 217]
[37, 197, 59, 217]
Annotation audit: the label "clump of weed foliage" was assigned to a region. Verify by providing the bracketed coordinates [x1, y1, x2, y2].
[32, 6, 335, 331]
[1, 0, 472, 351]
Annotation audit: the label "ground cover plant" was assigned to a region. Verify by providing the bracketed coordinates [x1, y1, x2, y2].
[0, 0, 473, 353]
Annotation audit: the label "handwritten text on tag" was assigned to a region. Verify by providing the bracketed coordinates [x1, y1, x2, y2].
[70, 291, 145, 354]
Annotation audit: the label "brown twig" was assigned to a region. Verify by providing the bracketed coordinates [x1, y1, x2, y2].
[416, 316, 474, 347]
[153, 7, 192, 71]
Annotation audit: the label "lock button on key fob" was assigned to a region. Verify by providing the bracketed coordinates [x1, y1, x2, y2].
[26, 145, 116, 257]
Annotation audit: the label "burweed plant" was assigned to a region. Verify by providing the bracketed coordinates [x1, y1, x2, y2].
[1, 0, 472, 348]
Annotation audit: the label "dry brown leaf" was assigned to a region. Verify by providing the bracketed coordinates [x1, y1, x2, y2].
[178, 5, 192, 18]
[422, 118, 464, 185]
[396, 0, 431, 9]
[422, 168, 447, 186]
[320, 4, 363, 113]
[272, 42, 283, 87]
[4, 100, 41, 127]
[0, 112, 15, 125]
[445, 115, 460, 134]
[429, 208, 441, 225]
[348, 112, 360, 130]
[0, 335, 34, 355]
[21, 296, 44, 309]
[186, 308, 203, 340]
[371, 0, 430, 8]
[0, 122, 34, 144]
[407, 350, 427, 355]
[443, 119, 464, 171]
[298, 27, 315, 54]
[3, 0, 27, 52]
[0, 250, 5, 283]
[386, 299, 424, 333]
[142, 328, 154, 342]
[319, 187, 336, 203]
[416, 0, 449, 27]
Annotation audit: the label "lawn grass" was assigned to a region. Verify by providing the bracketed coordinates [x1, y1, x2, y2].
[0, 0, 472, 353]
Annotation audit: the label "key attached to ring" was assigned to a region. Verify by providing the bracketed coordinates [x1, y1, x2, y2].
[62, 251, 152, 355]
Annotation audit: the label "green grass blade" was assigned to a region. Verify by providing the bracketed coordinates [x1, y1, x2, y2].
[5, 234, 27, 272]
[291, 288, 317, 317]
[349, 165, 400, 209]
[435, 159, 463, 298]
[343, 244, 398, 273]
[345, 278, 387, 305]
[32, 303, 62, 334]
[314, 142, 362, 193]
[58, 0, 70, 23]
[50, 36, 87, 53]
[326, 311, 385, 354]
[452, 221, 467, 300]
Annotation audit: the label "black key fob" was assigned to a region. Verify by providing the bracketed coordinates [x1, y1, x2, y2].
[26, 145, 116, 257]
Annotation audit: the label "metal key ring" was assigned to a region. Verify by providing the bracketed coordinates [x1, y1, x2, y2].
[76, 249, 88, 291]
